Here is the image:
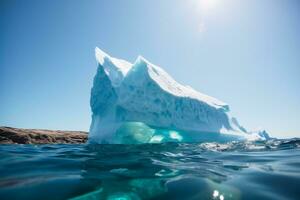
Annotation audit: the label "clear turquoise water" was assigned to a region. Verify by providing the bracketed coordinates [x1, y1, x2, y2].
[0, 139, 299, 200]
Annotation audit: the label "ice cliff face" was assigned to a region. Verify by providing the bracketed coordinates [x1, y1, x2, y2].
[89, 47, 269, 144]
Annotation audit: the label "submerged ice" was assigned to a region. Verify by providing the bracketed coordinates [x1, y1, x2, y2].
[89, 47, 269, 144]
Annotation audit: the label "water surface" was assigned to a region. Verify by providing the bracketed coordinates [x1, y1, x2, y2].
[0, 139, 299, 200]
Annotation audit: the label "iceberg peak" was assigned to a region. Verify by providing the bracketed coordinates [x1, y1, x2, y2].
[95, 47, 109, 66]
[95, 47, 132, 87]
[135, 55, 153, 65]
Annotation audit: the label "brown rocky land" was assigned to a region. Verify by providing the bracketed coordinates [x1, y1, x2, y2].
[0, 126, 88, 144]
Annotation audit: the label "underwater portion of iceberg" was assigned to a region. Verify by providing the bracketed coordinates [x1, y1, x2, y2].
[89, 47, 269, 144]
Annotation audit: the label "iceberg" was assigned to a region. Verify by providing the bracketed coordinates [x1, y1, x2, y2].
[89, 47, 269, 144]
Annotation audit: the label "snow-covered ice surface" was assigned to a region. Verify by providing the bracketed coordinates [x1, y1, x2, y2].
[89, 47, 269, 144]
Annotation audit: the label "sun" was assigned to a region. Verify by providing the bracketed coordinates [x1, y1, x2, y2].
[200, 0, 218, 11]
[190, 0, 220, 14]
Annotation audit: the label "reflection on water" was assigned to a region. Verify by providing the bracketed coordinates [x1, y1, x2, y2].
[0, 139, 299, 200]
[213, 190, 224, 199]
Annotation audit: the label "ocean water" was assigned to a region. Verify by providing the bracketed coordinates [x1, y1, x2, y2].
[0, 139, 299, 200]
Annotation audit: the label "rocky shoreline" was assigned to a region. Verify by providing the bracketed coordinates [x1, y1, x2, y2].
[0, 126, 88, 144]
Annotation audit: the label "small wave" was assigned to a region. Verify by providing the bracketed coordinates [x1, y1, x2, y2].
[199, 138, 300, 152]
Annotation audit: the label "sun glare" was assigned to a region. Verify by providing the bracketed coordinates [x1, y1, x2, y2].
[200, 0, 218, 11]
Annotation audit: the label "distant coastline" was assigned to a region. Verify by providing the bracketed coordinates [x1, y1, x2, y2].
[0, 127, 87, 144]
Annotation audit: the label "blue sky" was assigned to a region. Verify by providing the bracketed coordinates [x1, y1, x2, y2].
[0, 0, 299, 138]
